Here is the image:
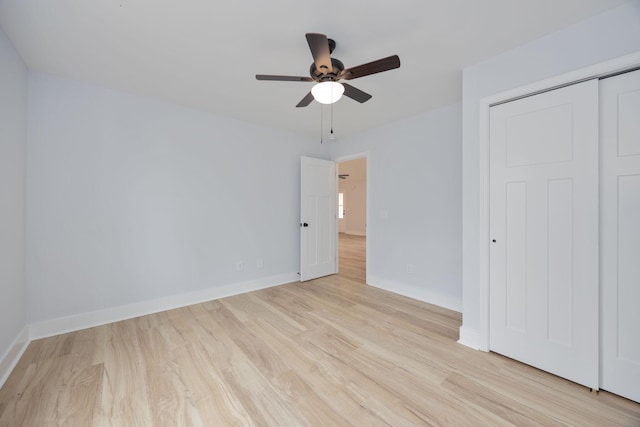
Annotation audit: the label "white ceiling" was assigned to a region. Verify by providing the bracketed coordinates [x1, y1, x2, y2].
[0, 0, 631, 138]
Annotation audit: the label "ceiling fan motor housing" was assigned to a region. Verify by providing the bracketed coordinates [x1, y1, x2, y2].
[310, 58, 344, 82]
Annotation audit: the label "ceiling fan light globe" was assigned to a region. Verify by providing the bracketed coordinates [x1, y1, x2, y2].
[311, 82, 344, 104]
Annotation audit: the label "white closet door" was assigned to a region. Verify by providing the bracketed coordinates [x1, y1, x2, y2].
[489, 79, 599, 389]
[600, 69, 640, 403]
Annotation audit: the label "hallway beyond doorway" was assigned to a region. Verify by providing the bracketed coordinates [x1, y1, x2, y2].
[339, 233, 365, 283]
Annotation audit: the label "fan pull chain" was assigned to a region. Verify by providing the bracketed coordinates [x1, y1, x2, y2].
[330, 102, 334, 139]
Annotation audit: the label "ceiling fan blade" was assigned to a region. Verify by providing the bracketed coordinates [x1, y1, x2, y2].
[340, 55, 400, 80]
[256, 74, 314, 82]
[296, 91, 315, 108]
[306, 33, 332, 75]
[342, 83, 372, 103]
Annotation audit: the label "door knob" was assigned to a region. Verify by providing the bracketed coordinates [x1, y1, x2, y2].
[301, 223, 309, 227]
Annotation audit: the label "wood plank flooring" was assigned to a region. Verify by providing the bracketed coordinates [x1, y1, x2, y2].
[1, 236, 639, 426]
[338, 233, 366, 283]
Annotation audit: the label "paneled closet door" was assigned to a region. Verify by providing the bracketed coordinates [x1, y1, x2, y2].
[600, 69, 640, 403]
[489, 79, 600, 389]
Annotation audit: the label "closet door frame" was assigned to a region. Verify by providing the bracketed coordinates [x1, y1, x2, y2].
[476, 51, 640, 353]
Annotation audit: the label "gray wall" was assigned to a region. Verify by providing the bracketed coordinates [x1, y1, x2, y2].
[0, 27, 28, 377]
[331, 104, 463, 311]
[26, 72, 325, 324]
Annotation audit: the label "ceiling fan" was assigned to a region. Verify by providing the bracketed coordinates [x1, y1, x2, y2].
[256, 33, 400, 107]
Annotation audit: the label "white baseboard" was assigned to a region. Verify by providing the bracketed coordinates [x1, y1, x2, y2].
[29, 272, 299, 340]
[0, 326, 30, 389]
[457, 326, 482, 350]
[367, 275, 462, 313]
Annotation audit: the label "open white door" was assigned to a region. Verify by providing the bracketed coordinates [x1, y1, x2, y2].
[300, 156, 337, 281]
[489, 79, 599, 389]
[600, 69, 640, 403]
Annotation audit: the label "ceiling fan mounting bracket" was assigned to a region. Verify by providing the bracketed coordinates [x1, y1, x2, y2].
[327, 38, 336, 54]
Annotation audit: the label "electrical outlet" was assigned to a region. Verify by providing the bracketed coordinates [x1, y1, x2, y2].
[256, 258, 263, 269]
[406, 263, 413, 274]
[236, 261, 245, 272]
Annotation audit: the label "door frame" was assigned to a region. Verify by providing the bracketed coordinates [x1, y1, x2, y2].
[477, 51, 640, 352]
[333, 151, 370, 285]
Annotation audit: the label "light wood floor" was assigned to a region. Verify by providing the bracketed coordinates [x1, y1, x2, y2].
[339, 233, 366, 283]
[1, 238, 639, 426]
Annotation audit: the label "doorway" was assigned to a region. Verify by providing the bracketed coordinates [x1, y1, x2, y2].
[337, 156, 367, 283]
